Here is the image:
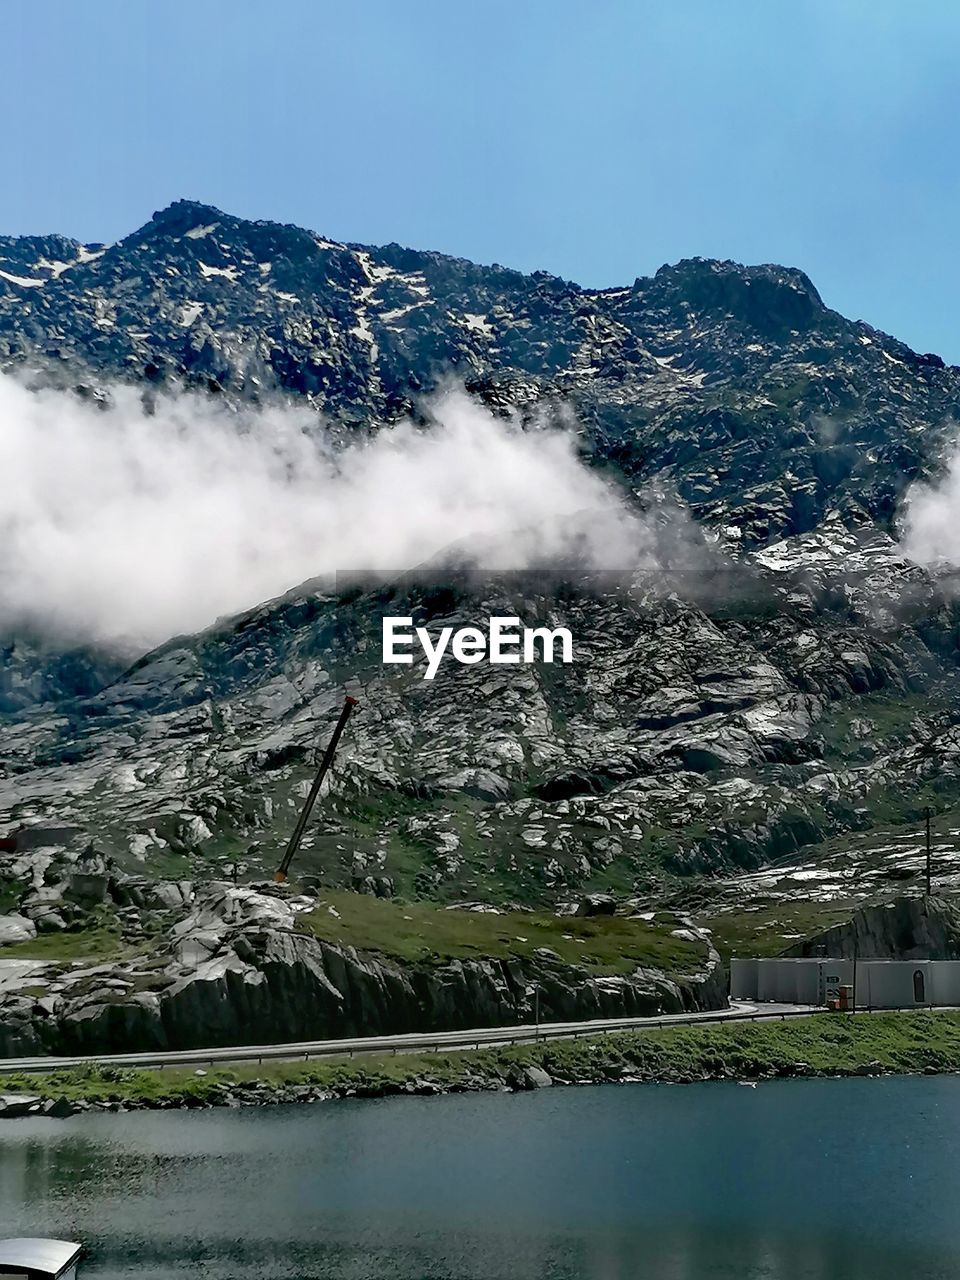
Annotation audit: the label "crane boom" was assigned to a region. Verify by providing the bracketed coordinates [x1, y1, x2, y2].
[274, 694, 358, 883]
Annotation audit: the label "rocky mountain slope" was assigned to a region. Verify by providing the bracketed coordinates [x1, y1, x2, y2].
[2, 198, 956, 545]
[3, 200, 960, 1051]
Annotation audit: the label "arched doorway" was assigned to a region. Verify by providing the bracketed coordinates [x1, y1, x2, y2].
[913, 969, 926, 1003]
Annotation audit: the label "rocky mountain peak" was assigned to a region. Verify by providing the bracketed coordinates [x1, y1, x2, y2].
[642, 256, 826, 335]
[146, 198, 226, 236]
[1, 199, 958, 550]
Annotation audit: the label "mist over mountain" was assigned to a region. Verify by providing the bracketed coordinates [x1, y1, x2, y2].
[3, 200, 960, 987]
[3, 197, 957, 561]
[0, 376, 665, 648]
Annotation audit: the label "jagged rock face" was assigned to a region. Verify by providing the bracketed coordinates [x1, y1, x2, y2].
[786, 896, 960, 961]
[0, 636, 124, 716]
[2, 541, 960, 901]
[0, 883, 725, 1057]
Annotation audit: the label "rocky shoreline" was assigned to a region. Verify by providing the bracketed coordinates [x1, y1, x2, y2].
[3, 1009, 958, 1118]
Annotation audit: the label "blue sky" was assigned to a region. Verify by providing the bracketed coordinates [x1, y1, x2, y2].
[5, 0, 960, 358]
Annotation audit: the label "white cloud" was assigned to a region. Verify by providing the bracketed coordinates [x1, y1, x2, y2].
[900, 448, 960, 568]
[0, 376, 672, 650]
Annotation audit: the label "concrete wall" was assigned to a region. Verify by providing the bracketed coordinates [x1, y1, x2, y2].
[730, 958, 757, 1000]
[857, 961, 922, 1009]
[731, 957, 960, 1008]
[930, 961, 960, 1005]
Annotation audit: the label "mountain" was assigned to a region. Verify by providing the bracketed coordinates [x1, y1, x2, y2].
[2, 201, 960, 1054]
[2, 199, 956, 546]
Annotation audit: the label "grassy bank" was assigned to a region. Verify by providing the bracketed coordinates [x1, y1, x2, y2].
[296, 891, 705, 975]
[4, 1011, 960, 1112]
[0, 891, 705, 976]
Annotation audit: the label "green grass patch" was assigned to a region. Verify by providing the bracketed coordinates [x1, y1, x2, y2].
[296, 891, 704, 975]
[815, 691, 944, 765]
[706, 899, 858, 963]
[765, 376, 815, 409]
[0, 923, 130, 965]
[6, 1011, 960, 1107]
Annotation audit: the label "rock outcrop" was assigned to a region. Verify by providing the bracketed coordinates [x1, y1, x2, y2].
[786, 895, 960, 960]
[0, 883, 726, 1058]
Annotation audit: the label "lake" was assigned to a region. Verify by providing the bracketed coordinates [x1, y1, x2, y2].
[0, 1075, 957, 1278]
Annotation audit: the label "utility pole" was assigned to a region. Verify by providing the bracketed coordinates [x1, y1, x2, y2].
[526, 983, 541, 1040]
[926, 806, 933, 897]
[274, 695, 358, 883]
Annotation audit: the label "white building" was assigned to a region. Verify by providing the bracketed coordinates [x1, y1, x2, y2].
[730, 956, 960, 1008]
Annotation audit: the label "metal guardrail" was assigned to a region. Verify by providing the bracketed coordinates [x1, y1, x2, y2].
[17, 1001, 958, 1078]
[0, 1004, 831, 1076]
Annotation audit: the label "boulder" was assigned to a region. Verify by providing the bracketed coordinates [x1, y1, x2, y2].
[149, 881, 194, 910]
[0, 1093, 41, 1117]
[35, 911, 68, 933]
[42, 1096, 76, 1118]
[64, 872, 110, 905]
[507, 1065, 553, 1090]
[522, 1066, 553, 1089]
[575, 894, 617, 918]
[0, 914, 37, 944]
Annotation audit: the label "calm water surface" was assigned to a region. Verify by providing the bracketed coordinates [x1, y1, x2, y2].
[0, 1076, 957, 1279]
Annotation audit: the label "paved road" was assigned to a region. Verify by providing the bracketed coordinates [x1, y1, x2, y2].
[0, 1001, 822, 1076]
